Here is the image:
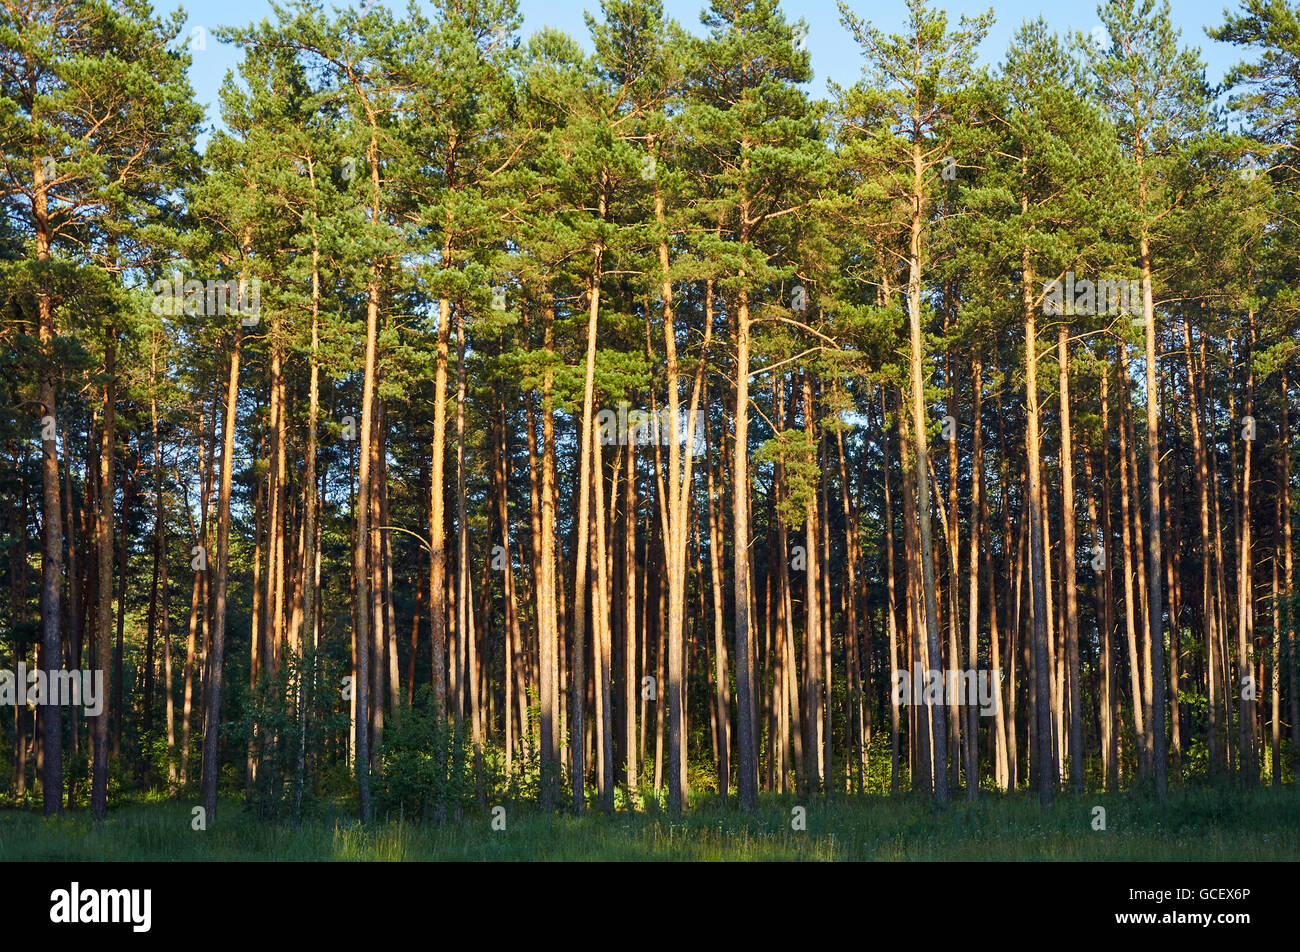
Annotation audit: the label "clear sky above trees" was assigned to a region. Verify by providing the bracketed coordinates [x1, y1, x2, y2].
[178, 0, 1243, 141]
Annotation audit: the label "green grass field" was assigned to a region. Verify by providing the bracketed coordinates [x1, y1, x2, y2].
[1, 786, 1297, 861]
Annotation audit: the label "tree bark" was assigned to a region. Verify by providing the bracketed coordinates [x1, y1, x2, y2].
[200, 285, 244, 824]
[1023, 259, 1052, 808]
[909, 134, 947, 803]
[91, 332, 116, 820]
[1139, 245, 1168, 797]
[1057, 327, 1083, 792]
[34, 153, 63, 816]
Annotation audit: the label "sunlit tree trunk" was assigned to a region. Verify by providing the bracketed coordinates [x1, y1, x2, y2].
[1057, 327, 1083, 793]
[91, 332, 116, 820]
[1023, 257, 1052, 808]
[908, 133, 947, 803]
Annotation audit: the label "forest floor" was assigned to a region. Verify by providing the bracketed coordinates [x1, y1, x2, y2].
[1, 785, 1297, 860]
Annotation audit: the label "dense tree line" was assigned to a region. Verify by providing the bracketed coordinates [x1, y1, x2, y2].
[2, 0, 1298, 823]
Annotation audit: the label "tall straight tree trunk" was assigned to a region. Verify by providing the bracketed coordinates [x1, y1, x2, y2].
[1272, 491, 1282, 784]
[349, 263, 379, 823]
[248, 484, 264, 796]
[880, 392, 902, 795]
[292, 233, 321, 818]
[381, 432, 400, 725]
[1023, 257, 1052, 809]
[944, 328, 962, 793]
[1207, 339, 1235, 775]
[653, 542, 666, 795]
[200, 285, 245, 824]
[624, 432, 638, 804]
[705, 378, 730, 802]
[181, 384, 217, 788]
[836, 423, 866, 794]
[1057, 327, 1083, 793]
[909, 136, 947, 803]
[1000, 407, 1020, 788]
[899, 395, 931, 792]
[1117, 349, 1148, 777]
[928, 448, 960, 783]
[1165, 389, 1183, 779]
[370, 404, 386, 760]
[729, 270, 760, 810]
[732, 156, 759, 810]
[536, 309, 560, 807]
[1008, 509, 1025, 789]
[1281, 370, 1298, 781]
[980, 398, 1009, 792]
[429, 293, 452, 724]
[1236, 319, 1257, 785]
[774, 377, 804, 793]
[34, 154, 63, 817]
[1227, 359, 1243, 777]
[1097, 372, 1118, 789]
[1123, 353, 1153, 763]
[639, 521, 650, 774]
[765, 554, 779, 791]
[251, 465, 265, 726]
[1181, 319, 1220, 777]
[653, 148, 686, 814]
[144, 346, 163, 745]
[592, 430, 615, 813]
[1041, 467, 1061, 787]
[1139, 246, 1168, 798]
[649, 217, 713, 815]
[111, 456, 136, 759]
[492, 406, 520, 770]
[91, 331, 116, 821]
[772, 536, 788, 791]
[269, 329, 287, 683]
[455, 300, 482, 799]
[264, 343, 279, 683]
[571, 206, 606, 813]
[161, 485, 175, 791]
[1084, 446, 1115, 790]
[801, 372, 824, 794]
[818, 419, 833, 796]
[523, 343, 544, 749]
[661, 284, 685, 814]
[966, 360, 984, 799]
[61, 426, 82, 803]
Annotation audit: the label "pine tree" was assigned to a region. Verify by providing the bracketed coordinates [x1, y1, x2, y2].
[838, 0, 993, 803]
[683, 0, 826, 811]
[0, 0, 201, 819]
[1093, 0, 1215, 798]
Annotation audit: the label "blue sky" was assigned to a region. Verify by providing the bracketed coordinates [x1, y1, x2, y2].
[176, 0, 1249, 135]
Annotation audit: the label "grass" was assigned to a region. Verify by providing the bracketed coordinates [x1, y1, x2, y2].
[1, 785, 1297, 860]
